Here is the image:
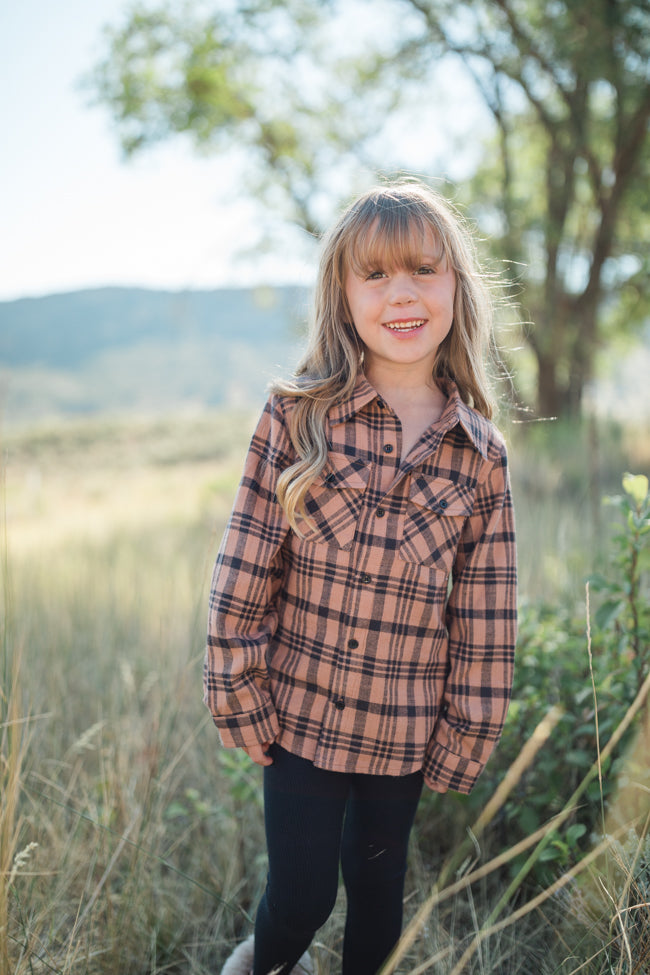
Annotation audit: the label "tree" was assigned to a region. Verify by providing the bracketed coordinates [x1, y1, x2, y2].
[88, 0, 650, 417]
[399, 0, 650, 417]
[86, 0, 401, 236]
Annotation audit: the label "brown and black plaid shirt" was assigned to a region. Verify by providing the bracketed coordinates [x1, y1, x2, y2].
[204, 376, 517, 794]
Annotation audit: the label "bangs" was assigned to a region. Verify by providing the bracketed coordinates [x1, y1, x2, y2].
[344, 199, 448, 278]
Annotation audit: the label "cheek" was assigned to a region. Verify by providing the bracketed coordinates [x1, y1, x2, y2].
[343, 290, 362, 327]
[441, 283, 456, 325]
[446, 276, 457, 312]
[346, 292, 374, 327]
[343, 271, 364, 313]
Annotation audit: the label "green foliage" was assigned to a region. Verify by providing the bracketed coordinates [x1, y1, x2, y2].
[482, 600, 634, 883]
[89, 5, 258, 155]
[589, 473, 650, 693]
[87, 0, 650, 418]
[85, 0, 386, 234]
[444, 0, 650, 415]
[497, 475, 649, 882]
[420, 472, 650, 889]
[218, 748, 264, 809]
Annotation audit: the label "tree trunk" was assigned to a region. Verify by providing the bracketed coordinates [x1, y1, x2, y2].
[536, 350, 563, 419]
[535, 349, 586, 419]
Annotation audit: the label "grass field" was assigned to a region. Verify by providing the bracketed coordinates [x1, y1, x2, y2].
[2, 409, 649, 974]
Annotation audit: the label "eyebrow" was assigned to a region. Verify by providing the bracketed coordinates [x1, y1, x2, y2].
[347, 221, 447, 275]
[349, 251, 448, 277]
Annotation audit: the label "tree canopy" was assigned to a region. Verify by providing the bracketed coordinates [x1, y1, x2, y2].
[89, 0, 650, 417]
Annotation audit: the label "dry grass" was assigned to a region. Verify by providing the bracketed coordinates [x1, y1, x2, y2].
[1, 410, 649, 974]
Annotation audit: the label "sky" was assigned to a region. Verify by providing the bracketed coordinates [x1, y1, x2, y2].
[0, 0, 323, 303]
[1, 0, 489, 304]
[2, 2, 648, 423]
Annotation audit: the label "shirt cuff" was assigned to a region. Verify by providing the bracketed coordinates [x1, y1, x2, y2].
[213, 699, 280, 750]
[424, 719, 486, 795]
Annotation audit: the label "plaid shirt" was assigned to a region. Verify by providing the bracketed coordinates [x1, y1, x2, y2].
[204, 376, 517, 794]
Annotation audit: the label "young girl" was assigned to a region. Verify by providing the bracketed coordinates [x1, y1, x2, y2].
[205, 181, 517, 975]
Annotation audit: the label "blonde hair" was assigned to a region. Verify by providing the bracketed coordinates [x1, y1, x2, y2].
[272, 180, 496, 532]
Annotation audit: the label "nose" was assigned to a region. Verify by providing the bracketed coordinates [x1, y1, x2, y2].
[388, 272, 417, 304]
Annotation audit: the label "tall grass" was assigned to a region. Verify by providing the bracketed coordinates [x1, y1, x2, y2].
[1, 410, 649, 973]
[2, 521, 271, 972]
[1, 650, 30, 975]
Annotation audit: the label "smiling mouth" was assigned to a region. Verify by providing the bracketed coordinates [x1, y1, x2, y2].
[383, 319, 426, 332]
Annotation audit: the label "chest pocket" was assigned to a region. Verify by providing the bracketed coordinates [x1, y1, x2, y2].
[299, 453, 370, 550]
[399, 474, 475, 571]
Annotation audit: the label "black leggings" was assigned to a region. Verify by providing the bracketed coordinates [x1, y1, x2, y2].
[253, 745, 423, 975]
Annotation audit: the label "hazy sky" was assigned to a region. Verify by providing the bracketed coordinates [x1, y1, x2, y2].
[0, 0, 318, 301]
[0, 1, 484, 303]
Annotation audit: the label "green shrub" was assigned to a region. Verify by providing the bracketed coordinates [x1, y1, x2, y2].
[418, 474, 650, 889]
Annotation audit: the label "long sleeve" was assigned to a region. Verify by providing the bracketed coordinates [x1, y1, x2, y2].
[424, 437, 517, 794]
[203, 396, 292, 749]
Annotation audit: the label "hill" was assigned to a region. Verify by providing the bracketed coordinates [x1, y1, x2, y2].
[2, 284, 649, 428]
[0, 285, 310, 425]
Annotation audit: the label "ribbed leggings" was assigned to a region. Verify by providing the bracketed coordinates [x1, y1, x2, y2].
[253, 745, 423, 975]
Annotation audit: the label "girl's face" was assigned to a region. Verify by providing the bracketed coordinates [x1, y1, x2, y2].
[344, 226, 456, 384]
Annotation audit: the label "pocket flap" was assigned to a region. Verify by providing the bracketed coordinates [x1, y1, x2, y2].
[318, 452, 370, 492]
[408, 475, 474, 517]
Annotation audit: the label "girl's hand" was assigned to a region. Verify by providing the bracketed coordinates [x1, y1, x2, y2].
[243, 741, 274, 766]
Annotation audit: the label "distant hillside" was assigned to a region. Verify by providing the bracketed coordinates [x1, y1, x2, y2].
[0, 285, 310, 425]
[2, 285, 649, 428]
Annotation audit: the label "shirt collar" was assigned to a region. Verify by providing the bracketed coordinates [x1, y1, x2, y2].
[329, 373, 490, 459]
[436, 379, 490, 459]
[328, 374, 379, 424]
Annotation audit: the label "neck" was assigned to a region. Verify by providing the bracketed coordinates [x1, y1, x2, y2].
[364, 360, 440, 405]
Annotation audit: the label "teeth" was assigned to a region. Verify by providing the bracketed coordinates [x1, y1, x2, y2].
[384, 320, 425, 331]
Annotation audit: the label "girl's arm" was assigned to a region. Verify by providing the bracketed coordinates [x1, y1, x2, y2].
[424, 436, 517, 795]
[203, 396, 291, 752]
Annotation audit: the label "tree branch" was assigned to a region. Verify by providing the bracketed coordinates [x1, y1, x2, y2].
[583, 86, 650, 315]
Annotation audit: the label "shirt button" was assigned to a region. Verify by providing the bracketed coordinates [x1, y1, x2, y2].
[377, 399, 385, 408]
[333, 699, 345, 710]
[359, 572, 372, 584]
[438, 498, 448, 509]
[376, 507, 386, 518]
[383, 444, 393, 453]
[347, 638, 359, 649]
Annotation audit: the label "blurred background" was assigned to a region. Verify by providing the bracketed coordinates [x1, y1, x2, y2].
[2, 0, 649, 586]
[2, 2, 649, 973]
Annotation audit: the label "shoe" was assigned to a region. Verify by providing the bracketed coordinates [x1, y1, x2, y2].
[220, 935, 314, 975]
